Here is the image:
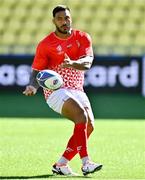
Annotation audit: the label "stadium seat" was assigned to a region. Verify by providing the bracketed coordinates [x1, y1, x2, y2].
[1, 0, 145, 55]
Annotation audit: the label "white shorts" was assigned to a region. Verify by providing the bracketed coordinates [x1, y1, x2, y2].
[46, 88, 94, 123]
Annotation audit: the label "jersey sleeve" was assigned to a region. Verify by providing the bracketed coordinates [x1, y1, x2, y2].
[32, 42, 49, 71]
[78, 32, 94, 58]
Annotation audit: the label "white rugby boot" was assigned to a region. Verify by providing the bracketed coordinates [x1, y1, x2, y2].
[82, 161, 103, 175]
[52, 163, 78, 176]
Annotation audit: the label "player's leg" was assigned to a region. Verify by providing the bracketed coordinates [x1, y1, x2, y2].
[59, 91, 102, 175]
[61, 98, 102, 175]
[47, 89, 102, 175]
[59, 91, 95, 161]
[60, 108, 94, 162]
[75, 92, 102, 175]
[52, 98, 88, 176]
[47, 89, 88, 175]
[61, 97, 89, 158]
[81, 107, 102, 175]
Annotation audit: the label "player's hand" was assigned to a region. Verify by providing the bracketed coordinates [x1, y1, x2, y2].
[23, 85, 37, 96]
[62, 53, 73, 68]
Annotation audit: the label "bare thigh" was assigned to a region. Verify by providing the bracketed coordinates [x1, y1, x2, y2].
[61, 98, 88, 124]
[70, 90, 95, 126]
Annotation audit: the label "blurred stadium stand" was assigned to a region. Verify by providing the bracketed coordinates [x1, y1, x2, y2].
[0, 0, 145, 55]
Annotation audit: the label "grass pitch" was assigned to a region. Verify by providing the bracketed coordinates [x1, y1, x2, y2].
[0, 118, 144, 179]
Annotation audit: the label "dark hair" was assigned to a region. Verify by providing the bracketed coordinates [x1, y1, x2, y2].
[52, 5, 70, 17]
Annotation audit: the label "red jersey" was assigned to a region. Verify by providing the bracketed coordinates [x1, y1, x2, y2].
[32, 29, 93, 99]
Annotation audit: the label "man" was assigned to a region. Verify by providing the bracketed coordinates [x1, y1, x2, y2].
[23, 5, 102, 176]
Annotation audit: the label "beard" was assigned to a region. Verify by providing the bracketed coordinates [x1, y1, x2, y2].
[56, 25, 71, 34]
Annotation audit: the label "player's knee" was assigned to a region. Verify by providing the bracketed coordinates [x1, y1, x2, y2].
[87, 123, 94, 137]
[88, 124, 94, 133]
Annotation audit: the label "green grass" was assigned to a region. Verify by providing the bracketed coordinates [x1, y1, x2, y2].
[0, 118, 144, 179]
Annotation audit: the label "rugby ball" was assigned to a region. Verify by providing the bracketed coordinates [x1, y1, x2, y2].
[36, 70, 63, 90]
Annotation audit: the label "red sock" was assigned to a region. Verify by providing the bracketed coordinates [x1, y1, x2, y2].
[63, 123, 92, 160]
[73, 123, 88, 158]
[62, 135, 77, 160]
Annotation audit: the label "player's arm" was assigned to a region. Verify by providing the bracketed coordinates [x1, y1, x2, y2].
[23, 40, 49, 96]
[23, 70, 39, 96]
[62, 54, 93, 70]
[63, 32, 94, 70]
